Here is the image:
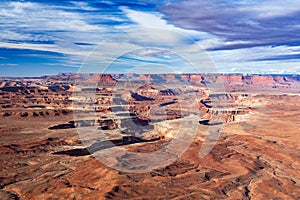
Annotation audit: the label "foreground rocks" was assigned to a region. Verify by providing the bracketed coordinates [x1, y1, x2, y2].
[0, 74, 299, 199]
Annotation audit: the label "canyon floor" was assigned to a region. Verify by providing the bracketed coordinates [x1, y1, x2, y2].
[0, 74, 299, 199]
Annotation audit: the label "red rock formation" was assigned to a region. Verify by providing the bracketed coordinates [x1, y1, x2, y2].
[86, 74, 117, 86]
[0, 73, 299, 199]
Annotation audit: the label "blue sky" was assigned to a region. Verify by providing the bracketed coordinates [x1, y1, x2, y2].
[0, 0, 300, 76]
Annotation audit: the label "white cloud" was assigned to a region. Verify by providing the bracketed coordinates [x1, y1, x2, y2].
[120, 7, 212, 40]
[0, 1, 137, 70]
[0, 1, 299, 74]
[208, 45, 300, 73]
[209, 45, 300, 63]
[70, 1, 97, 11]
[239, 0, 300, 18]
[196, 38, 252, 50]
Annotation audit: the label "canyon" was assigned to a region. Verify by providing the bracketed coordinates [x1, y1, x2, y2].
[0, 73, 299, 199]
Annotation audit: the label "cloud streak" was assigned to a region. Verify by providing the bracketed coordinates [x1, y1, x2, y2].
[0, 0, 299, 76]
[161, 0, 300, 49]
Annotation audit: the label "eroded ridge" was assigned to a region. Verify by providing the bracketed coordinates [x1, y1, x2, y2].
[0, 73, 299, 199]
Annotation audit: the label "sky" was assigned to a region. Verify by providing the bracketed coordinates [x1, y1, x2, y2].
[0, 0, 300, 76]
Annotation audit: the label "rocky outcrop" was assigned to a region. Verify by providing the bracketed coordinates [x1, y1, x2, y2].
[85, 74, 117, 86]
[0, 73, 299, 199]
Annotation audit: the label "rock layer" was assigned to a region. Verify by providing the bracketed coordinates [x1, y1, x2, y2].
[0, 74, 299, 199]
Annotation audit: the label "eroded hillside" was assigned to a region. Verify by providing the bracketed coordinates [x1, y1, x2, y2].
[0, 74, 299, 199]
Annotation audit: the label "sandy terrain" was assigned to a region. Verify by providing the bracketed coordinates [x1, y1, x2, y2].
[0, 74, 299, 199]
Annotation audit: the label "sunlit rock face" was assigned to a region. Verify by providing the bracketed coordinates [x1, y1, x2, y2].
[0, 73, 299, 199]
